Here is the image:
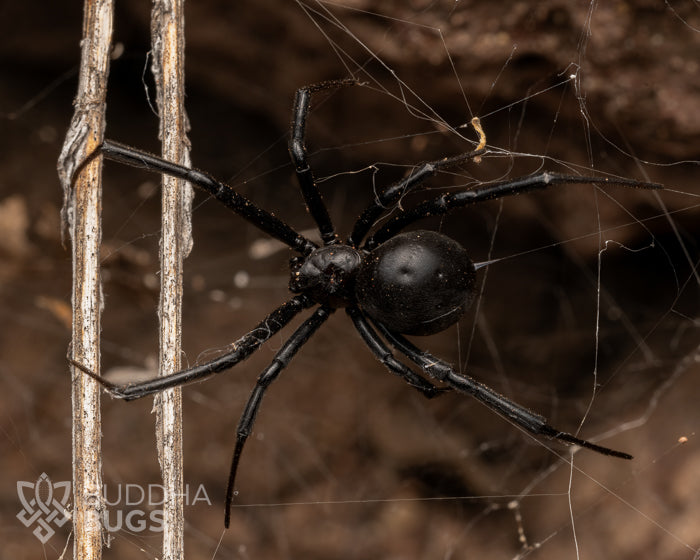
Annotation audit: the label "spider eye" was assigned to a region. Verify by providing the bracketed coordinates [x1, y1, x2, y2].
[356, 230, 476, 335]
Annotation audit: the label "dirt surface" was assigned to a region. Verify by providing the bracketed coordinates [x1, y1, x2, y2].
[1, 1, 699, 559]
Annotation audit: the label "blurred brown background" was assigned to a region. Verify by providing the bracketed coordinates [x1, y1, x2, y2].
[1, 1, 699, 558]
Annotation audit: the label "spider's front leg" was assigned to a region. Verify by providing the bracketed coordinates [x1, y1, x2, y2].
[224, 305, 332, 527]
[77, 140, 317, 255]
[69, 295, 313, 400]
[288, 78, 357, 246]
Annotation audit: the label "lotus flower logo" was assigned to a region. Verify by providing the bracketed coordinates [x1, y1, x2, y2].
[17, 473, 71, 543]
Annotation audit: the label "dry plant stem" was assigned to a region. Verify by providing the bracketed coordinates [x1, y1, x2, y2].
[56, 0, 114, 558]
[151, 1, 192, 557]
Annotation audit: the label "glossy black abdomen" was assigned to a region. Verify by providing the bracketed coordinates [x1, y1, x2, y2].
[356, 230, 476, 335]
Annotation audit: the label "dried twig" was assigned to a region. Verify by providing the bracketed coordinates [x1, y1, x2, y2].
[150, 1, 193, 558]
[57, 0, 114, 558]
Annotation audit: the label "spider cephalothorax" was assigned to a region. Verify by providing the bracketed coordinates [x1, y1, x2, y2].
[72, 79, 661, 528]
[288, 244, 361, 307]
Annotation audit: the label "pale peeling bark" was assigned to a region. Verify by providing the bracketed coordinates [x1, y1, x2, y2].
[151, 1, 193, 558]
[57, 0, 114, 558]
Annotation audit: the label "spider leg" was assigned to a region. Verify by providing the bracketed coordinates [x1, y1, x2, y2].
[70, 295, 314, 400]
[346, 306, 450, 399]
[225, 305, 332, 527]
[85, 140, 317, 255]
[348, 149, 485, 248]
[365, 172, 662, 250]
[372, 320, 633, 460]
[289, 79, 357, 246]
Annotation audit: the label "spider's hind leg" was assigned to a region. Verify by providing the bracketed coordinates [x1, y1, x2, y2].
[346, 306, 450, 399]
[348, 149, 486, 248]
[366, 172, 662, 250]
[372, 319, 633, 460]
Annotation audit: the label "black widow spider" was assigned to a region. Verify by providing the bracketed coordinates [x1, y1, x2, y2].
[73, 79, 661, 528]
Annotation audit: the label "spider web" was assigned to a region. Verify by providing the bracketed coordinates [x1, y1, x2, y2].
[1, 1, 698, 559]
